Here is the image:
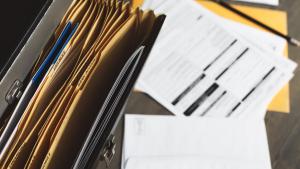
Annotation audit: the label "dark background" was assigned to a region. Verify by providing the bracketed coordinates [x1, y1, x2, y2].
[0, 0, 49, 69]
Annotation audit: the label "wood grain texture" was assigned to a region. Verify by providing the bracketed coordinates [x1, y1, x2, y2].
[96, 0, 300, 168]
[265, 0, 300, 169]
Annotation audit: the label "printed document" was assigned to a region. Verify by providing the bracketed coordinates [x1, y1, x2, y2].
[136, 0, 296, 118]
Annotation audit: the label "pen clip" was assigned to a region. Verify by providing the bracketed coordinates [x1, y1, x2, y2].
[100, 135, 116, 168]
[5, 80, 23, 105]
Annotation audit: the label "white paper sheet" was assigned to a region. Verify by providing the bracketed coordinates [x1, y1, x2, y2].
[140, 1, 285, 53]
[126, 156, 264, 169]
[136, 0, 296, 118]
[220, 17, 286, 54]
[123, 115, 272, 169]
[235, 0, 279, 6]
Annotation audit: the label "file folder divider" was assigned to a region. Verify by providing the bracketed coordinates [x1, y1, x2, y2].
[86, 46, 145, 168]
[77, 15, 166, 168]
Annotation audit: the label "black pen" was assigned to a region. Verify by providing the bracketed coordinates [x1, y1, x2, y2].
[212, 0, 300, 47]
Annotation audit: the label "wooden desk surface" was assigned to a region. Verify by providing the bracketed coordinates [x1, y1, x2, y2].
[96, 1, 300, 168]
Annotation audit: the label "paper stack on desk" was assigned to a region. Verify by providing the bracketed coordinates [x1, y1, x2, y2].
[136, 0, 297, 118]
[122, 115, 272, 169]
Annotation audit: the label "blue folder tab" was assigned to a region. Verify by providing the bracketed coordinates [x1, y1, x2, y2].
[53, 23, 79, 64]
[0, 21, 76, 154]
[32, 22, 72, 84]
